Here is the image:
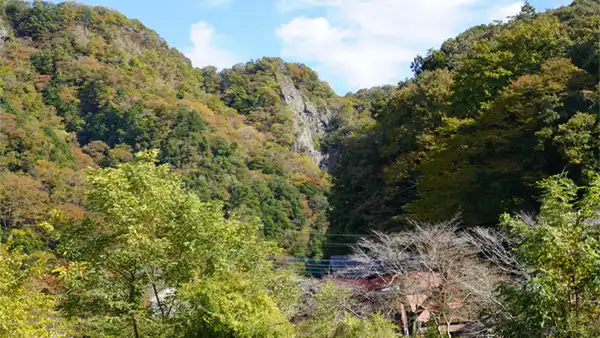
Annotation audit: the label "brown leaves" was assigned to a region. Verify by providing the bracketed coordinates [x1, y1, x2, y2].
[0, 172, 50, 228]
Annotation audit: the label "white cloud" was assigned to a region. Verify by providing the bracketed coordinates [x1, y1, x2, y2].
[489, 1, 523, 22]
[276, 17, 415, 89]
[185, 21, 237, 69]
[202, 0, 231, 8]
[275, 0, 527, 91]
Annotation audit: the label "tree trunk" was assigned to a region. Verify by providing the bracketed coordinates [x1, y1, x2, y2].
[132, 316, 140, 338]
[152, 282, 166, 322]
[412, 315, 419, 337]
[129, 273, 141, 338]
[399, 303, 409, 337]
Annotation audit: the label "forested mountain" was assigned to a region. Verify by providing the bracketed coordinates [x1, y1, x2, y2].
[0, 2, 368, 335]
[0, 0, 599, 337]
[327, 0, 599, 254]
[0, 0, 378, 258]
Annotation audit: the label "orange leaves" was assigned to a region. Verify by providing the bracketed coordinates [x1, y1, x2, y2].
[0, 113, 24, 138]
[287, 63, 305, 77]
[34, 74, 51, 91]
[56, 85, 77, 103]
[79, 57, 104, 71]
[12, 45, 38, 61]
[0, 172, 50, 228]
[54, 203, 86, 222]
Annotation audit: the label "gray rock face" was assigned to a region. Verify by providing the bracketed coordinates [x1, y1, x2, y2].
[0, 19, 8, 48]
[276, 74, 334, 171]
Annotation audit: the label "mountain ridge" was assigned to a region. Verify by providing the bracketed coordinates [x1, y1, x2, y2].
[0, 0, 375, 257]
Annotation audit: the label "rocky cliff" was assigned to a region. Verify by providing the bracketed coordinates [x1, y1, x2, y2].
[216, 57, 342, 172]
[276, 73, 334, 170]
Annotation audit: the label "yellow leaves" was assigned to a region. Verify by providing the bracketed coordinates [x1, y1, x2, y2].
[39, 219, 55, 233]
[287, 172, 310, 187]
[179, 99, 213, 116]
[0, 246, 67, 338]
[497, 15, 569, 58]
[539, 58, 581, 83]
[133, 148, 159, 163]
[484, 58, 585, 130]
[53, 261, 88, 283]
[437, 116, 475, 136]
[554, 112, 599, 165]
[58, 84, 79, 103]
[88, 36, 113, 62]
[283, 155, 328, 188]
[429, 121, 460, 146]
[508, 57, 592, 97]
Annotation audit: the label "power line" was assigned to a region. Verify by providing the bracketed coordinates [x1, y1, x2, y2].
[325, 244, 360, 249]
[274, 263, 331, 267]
[283, 257, 359, 262]
[298, 233, 376, 237]
[260, 228, 377, 237]
[272, 257, 365, 273]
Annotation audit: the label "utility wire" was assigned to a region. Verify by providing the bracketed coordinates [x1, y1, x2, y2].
[260, 227, 377, 237]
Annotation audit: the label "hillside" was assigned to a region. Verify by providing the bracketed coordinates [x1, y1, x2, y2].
[326, 0, 600, 254]
[0, 0, 380, 258]
[1, 0, 600, 337]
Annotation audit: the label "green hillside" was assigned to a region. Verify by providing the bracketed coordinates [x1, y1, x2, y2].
[0, 0, 368, 258]
[327, 0, 599, 253]
[1, 0, 599, 337]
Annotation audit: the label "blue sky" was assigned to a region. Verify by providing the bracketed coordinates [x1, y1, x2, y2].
[58, 0, 571, 94]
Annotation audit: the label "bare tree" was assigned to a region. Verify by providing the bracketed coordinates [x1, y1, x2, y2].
[336, 217, 518, 337]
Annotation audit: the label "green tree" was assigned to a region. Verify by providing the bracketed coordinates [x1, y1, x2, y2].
[30, 51, 54, 75]
[160, 108, 209, 168]
[515, 0, 536, 20]
[411, 58, 596, 225]
[451, 15, 570, 117]
[494, 174, 600, 337]
[60, 150, 294, 337]
[5, 0, 63, 40]
[0, 245, 68, 337]
[229, 176, 309, 254]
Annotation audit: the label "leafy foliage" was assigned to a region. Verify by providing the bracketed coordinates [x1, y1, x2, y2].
[0, 0, 330, 256]
[59, 151, 293, 337]
[328, 0, 600, 253]
[1, 0, 600, 334]
[493, 174, 600, 337]
[0, 245, 67, 337]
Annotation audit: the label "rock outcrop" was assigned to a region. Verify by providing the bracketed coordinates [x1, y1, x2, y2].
[276, 74, 334, 171]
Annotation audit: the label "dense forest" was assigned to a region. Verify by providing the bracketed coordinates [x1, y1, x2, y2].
[327, 0, 599, 249]
[0, 0, 599, 337]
